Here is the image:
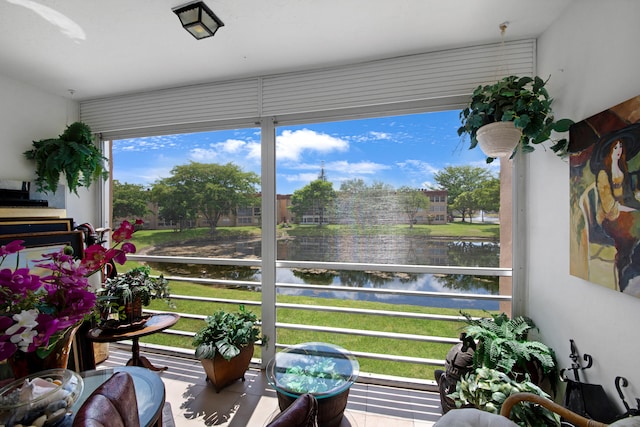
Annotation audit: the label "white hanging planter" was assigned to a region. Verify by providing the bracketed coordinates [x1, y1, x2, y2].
[476, 121, 523, 157]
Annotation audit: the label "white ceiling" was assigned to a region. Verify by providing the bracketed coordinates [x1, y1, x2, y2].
[0, 0, 572, 101]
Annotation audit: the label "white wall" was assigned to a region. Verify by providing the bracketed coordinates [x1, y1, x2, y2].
[531, 0, 640, 410]
[0, 73, 97, 225]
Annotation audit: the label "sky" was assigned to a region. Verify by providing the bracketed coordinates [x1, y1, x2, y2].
[112, 109, 497, 195]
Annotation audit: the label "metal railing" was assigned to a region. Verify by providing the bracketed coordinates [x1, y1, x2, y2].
[127, 253, 511, 388]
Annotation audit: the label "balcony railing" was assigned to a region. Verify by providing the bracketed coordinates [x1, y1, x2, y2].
[127, 254, 511, 389]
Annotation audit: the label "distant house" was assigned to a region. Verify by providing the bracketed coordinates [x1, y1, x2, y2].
[417, 190, 448, 225]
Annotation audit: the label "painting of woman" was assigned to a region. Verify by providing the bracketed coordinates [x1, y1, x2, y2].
[592, 130, 640, 291]
[569, 96, 640, 297]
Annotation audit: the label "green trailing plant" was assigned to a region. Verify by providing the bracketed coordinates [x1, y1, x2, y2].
[461, 312, 558, 392]
[449, 367, 560, 426]
[97, 266, 172, 321]
[279, 358, 348, 394]
[193, 305, 260, 361]
[24, 121, 108, 194]
[457, 75, 573, 162]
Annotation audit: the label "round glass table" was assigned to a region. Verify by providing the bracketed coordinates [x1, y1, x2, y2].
[266, 342, 359, 427]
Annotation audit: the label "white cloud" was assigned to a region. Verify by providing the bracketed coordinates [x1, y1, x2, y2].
[327, 160, 389, 174]
[276, 129, 348, 161]
[189, 148, 218, 162]
[113, 135, 179, 152]
[246, 142, 261, 160]
[214, 139, 246, 153]
[369, 131, 392, 140]
[396, 159, 439, 175]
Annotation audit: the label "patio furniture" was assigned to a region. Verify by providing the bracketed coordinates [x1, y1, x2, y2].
[266, 342, 359, 427]
[73, 371, 139, 427]
[87, 313, 180, 371]
[266, 393, 318, 427]
[500, 392, 607, 427]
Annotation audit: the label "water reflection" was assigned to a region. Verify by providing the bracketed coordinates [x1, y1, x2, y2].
[148, 236, 501, 309]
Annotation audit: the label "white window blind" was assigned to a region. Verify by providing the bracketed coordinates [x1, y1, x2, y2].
[81, 40, 534, 140]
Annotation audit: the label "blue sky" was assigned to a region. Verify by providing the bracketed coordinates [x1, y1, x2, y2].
[112, 109, 496, 195]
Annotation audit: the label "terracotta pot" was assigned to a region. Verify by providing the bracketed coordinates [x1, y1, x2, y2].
[124, 296, 143, 323]
[476, 121, 522, 157]
[8, 324, 80, 379]
[199, 344, 254, 392]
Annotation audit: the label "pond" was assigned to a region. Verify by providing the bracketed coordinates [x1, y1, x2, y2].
[149, 234, 503, 310]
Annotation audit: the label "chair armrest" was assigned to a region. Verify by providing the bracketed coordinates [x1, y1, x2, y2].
[500, 392, 608, 427]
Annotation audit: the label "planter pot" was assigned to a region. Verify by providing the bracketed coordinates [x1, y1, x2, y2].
[8, 324, 80, 379]
[199, 344, 254, 392]
[124, 296, 144, 323]
[476, 121, 522, 158]
[276, 388, 350, 427]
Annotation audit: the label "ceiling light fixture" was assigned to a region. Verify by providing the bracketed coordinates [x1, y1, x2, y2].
[172, 1, 224, 40]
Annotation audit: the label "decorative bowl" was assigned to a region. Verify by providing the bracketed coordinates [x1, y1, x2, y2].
[0, 368, 84, 426]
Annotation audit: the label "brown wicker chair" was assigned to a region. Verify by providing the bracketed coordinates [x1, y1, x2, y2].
[499, 393, 608, 427]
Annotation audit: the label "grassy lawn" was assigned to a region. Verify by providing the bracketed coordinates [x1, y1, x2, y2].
[140, 279, 489, 380]
[124, 224, 498, 380]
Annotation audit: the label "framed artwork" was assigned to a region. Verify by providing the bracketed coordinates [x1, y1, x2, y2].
[569, 95, 640, 297]
[0, 230, 84, 259]
[2, 244, 68, 274]
[0, 217, 73, 235]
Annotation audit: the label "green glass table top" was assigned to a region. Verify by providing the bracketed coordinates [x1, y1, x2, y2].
[266, 342, 359, 399]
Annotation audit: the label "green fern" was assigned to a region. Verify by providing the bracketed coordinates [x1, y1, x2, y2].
[24, 121, 108, 194]
[461, 311, 558, 392]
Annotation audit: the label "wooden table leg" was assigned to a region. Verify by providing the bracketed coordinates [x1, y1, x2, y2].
[126, 337, 169, 371]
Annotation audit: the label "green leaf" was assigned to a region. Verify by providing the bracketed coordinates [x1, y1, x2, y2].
[552, 118, 574, 132]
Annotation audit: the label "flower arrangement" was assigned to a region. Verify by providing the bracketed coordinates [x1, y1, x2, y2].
[0, 220, 141, 362]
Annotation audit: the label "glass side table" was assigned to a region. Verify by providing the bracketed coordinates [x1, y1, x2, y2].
[266, 342, 359, 427]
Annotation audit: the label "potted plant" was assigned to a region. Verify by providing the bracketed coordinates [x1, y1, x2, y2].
[192, 305, 260, 392]
[457, 75, 573, 162]
[461, 312, 558, 390]
[448, 367, 560, 426]
[23, 121, 108, 194]
[97, 265, 171, 327]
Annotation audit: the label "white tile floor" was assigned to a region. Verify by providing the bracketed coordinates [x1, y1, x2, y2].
[98, 345, 443, 427]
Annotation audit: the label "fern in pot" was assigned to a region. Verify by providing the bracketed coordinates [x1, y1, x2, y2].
[24, 121, 108, 194]
[461, 311, 558, 392]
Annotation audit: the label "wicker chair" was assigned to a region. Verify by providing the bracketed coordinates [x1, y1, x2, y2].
[499, 393, 608, 427]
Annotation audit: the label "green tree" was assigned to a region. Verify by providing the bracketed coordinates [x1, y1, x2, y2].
[431, 165, 494, 222]
[396, 186, 430, 228]
[112, 180, 149, 220]
[290, 179, 336, 226]
[150, 181, 196, 231]
[451, 191, 478, 223]
[152, 162, 259, 234]
[472, 177, 500, 221]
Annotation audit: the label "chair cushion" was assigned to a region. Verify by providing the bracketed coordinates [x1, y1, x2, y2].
[610, 417, 640, 427]
[434, 408, 519, 427]
[266, 393, 318, 427]
[73, 394, 127, 427]
[72, 372, 140, 427]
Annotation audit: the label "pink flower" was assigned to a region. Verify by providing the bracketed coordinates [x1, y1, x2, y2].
[112, 220, 136, 243]
[0, 219, 141, 360]
[0, 240, 24, 257]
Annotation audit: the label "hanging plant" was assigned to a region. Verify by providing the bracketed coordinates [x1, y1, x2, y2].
[24, 121, 108, 194]
[458, 75, 574, 162]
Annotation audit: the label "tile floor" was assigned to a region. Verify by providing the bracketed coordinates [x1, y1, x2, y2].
[98, 345, 444, 427]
